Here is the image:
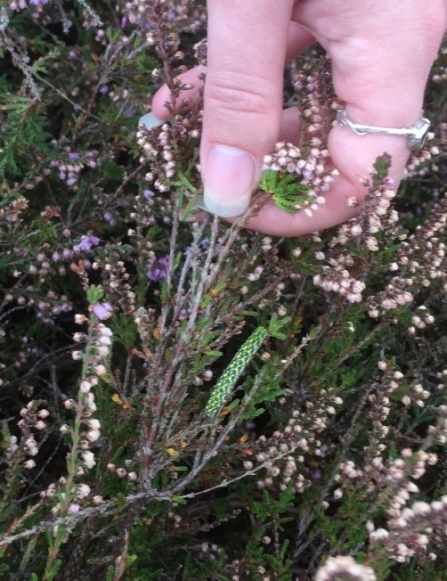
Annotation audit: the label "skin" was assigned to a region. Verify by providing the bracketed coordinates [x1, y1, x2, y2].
[151, 0, 447, 236]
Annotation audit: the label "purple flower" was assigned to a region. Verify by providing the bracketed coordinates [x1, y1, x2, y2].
[123, 106, 136, 118]
[198, 237, 210, 250]
[312, 469, 322, 481]
[184, 237, 210, 258]
[147, 256, 169, 282]
[143, 190, 154, 200]
[92, 302, 113, 320]
[73, 236, 100, 253]
[103, 212, 116, 226]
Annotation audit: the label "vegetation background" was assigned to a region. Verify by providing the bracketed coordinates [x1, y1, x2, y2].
[1, 1, 447, 580]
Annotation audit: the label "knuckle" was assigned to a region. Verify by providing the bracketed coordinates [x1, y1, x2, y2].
[205, 72, 273, 119]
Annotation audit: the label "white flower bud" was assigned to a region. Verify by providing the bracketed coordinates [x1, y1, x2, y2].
[82, 451, 96, 469]
[77, 484, 91, 499]
[88, 419, 101, 430]
[86, 430, 100, 442]
[95, 365, 107, 376]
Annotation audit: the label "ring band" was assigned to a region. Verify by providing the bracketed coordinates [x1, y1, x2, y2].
[336, 107, 431, 151]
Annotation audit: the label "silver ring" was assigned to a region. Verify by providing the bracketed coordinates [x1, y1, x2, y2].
[336, 107, 431, 151]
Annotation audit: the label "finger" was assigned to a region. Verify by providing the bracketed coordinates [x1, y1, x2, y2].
[293, 0, 445, 125]
[149, 21, 313, 124]
[233, 177, 360, 237]
[248, 0, 447, 237]
[148, 66, 206, 124]
[279, 106, 301, 145]
[285, 21, 315, 62]
[187, 107, 300, 225]
[186, 173, 359, 236]
[201, 0, 295, 218]
[292, 0, 445, 187]
[182, 106, 302, 224]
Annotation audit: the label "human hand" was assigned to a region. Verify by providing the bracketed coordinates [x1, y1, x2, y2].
[149, 0, 447, 236]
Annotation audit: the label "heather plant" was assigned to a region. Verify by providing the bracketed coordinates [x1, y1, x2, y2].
[1, 1, 447, 580]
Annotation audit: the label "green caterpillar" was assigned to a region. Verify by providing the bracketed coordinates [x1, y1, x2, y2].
[205, 326, 268, 418]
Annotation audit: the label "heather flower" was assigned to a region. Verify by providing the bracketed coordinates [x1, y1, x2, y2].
[147, 256, 169, 282]
[86, 429, 100, 442]
[315, 556, 376, 581]
[184, 238, 210, 258]
[95, 364, 107, 376]
[80, 380, 92, 393]
[103, 211, 116, 226]
[92, 302, 113, 320]
[82, 452, 96, 470]
[68, 504, 80, 515]
[77, 483, 91, 498]
[73, 236, 100, 253]
[87, 419, 101, 430]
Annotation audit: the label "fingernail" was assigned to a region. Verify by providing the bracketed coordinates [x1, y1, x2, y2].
[138, 112, 164, 130]
[203, 145, 256, 218]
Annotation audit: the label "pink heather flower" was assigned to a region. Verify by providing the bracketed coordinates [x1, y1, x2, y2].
[68, 503, 80, 515]
[95, 364, 107, 376]
[315, 556, 376, 581]
[92, 302, 113, 320]
[73, 236, 100, 253]
[82, 452, 96, 470]
[98, 346, 109, 357]
[80, 380, 92, 393]
[86, 429, 100, 442]
[77, 483, 91, 498]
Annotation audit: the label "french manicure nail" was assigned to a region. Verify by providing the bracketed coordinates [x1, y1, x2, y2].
[203, 145, 256, 218]
[138, 112, 164, 130]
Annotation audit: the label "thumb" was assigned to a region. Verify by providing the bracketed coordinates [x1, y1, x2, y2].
[201, 0, 294, 217]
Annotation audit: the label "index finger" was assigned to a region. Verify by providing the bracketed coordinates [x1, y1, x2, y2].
[201, 0, 295, 217]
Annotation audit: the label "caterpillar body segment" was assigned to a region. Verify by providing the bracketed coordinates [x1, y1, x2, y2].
[204, 326, 268, 418]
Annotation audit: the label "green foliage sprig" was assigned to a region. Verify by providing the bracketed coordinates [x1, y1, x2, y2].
[259, 169, 313, 213]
